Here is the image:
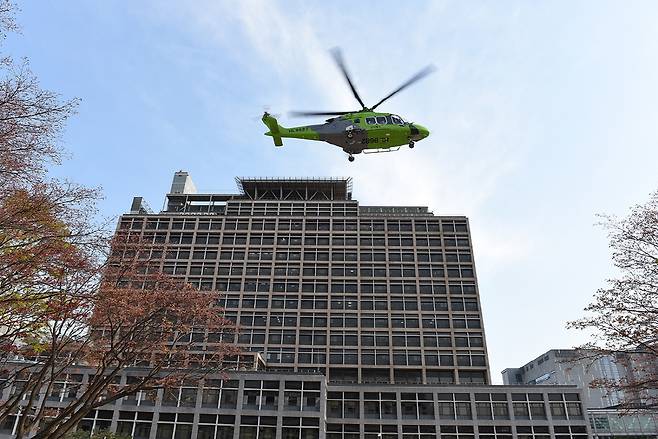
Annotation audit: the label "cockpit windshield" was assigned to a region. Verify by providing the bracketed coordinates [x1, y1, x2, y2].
[390, 115, 405, 125]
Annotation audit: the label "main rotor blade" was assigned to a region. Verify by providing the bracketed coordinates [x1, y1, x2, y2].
[370, 65, 436, 111]
[330, 48, 366, 110]
[289, 110, 354, 117]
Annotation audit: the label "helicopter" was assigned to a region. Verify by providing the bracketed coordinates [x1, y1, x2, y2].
[262, 49, 434, 162]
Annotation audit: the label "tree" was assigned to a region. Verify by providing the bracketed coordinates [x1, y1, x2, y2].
[64, 430, 131, 439]
[568, 189, 658, 409]
[0, 0, 94, 359]
[2, 233, 239, 439]
[0, 3, 239, 438]
[24, 236, 238, 439]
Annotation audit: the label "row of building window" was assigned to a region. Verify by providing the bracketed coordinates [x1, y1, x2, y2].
[146, 247, 457, 264]
[232, 312, 481, 329]
[157, 258, 464, 273]
[130, 247, 472, 266]
[263, 349, 485, 367]
[326, 392, 582, 421]
[216, 295, 478, 312]
[17, 374, 579, 418]
[225, 206, 358, 217]
[232, 329, 483, 348]
[130, 230, 471, 249]
[20, 410, 584, 439]
[166, 275, 473, 293]
[178, 267, 474, 283]
[121, 217, 467, 234]
[20, 393, 581, 426]
[129, 239, 469, 260]
[2, 412, 586, 439]
[155, 235, 459, 246]
[325, 424, 587, 439]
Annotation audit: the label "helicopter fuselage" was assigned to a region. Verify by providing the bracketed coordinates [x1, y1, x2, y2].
[264, 111, 429, 155]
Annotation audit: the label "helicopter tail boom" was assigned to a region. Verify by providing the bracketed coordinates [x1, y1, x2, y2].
[262, 113, 284, 147]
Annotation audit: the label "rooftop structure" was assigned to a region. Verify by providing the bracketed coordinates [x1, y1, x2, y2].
[236, 177, 353, 201]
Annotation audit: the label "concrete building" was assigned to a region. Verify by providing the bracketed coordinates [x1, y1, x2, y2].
[502, 350, 626, 409]
[156, 175, 489, 386]
[502, 349, 658, 438]
[1, 174, 594, 438]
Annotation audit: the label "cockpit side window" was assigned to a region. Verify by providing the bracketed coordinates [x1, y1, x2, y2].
[366, 117, 376, 125]
[353, 118, 360, 124]
[391, 115, 404, 125]
[376, 116, 387, 124]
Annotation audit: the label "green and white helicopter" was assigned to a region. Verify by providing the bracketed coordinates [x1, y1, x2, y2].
[263, 49, 434, 162]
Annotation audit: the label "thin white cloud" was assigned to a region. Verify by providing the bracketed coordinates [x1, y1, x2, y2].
[133, 0, 658, 383]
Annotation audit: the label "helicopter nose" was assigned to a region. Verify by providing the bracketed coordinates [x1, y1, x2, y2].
[410, 124, 430, 141]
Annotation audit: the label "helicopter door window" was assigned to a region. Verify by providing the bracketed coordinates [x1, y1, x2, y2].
[353, 118, 360, 124]
[366, 117, 376, 125]
[376, 116, 387, 125]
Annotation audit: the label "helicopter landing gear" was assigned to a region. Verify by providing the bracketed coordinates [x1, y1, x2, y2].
[348, 155, 355, 162]
[409, 141, 415, 149]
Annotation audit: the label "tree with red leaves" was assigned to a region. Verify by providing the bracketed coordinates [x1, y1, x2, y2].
[569, 189, 658, 409]
[18, 237, 238, 439]
[0, 3, 239, 438]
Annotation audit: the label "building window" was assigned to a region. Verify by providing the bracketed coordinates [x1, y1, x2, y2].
[437, 393, 471, 420]
[327, 423, 360, 439]
[549, 393, 583, 420]
[116, 412, 153, 439]
[478, 425, 513, 439]
[155, 413, 193, 439]
[297, 348, 326, 364]
[242, 380, 279, 410]
[329, 349, 358, 364]
[475, 393, 509, 420]
[327, 392, 360, 419]
[512, 393, 546, 420]
[282, 417, 320, 439]
[553, 425, 588, 439]
[439, 425, 474, 439]
[284, 381, 321, 412]
[361, 349, 390, 366]
[238, 415, 276, 439]
[400, 392, 435, 420]
[364, 424, 397, 439]
[515, 425, 550, 439]
[363, 392, 397, 419]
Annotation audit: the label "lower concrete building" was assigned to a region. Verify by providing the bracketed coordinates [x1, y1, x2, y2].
[1, 367, 592, 439]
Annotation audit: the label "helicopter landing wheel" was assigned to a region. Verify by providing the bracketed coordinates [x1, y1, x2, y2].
[348, 155, 355, 162]
[409, 141, 415, 149]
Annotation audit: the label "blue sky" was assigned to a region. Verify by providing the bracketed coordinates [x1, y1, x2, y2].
[8, 1, 658, 382]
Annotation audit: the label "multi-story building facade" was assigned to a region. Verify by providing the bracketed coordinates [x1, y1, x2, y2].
[148, 173, 489, 387]
[0, 173, 594, 438]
